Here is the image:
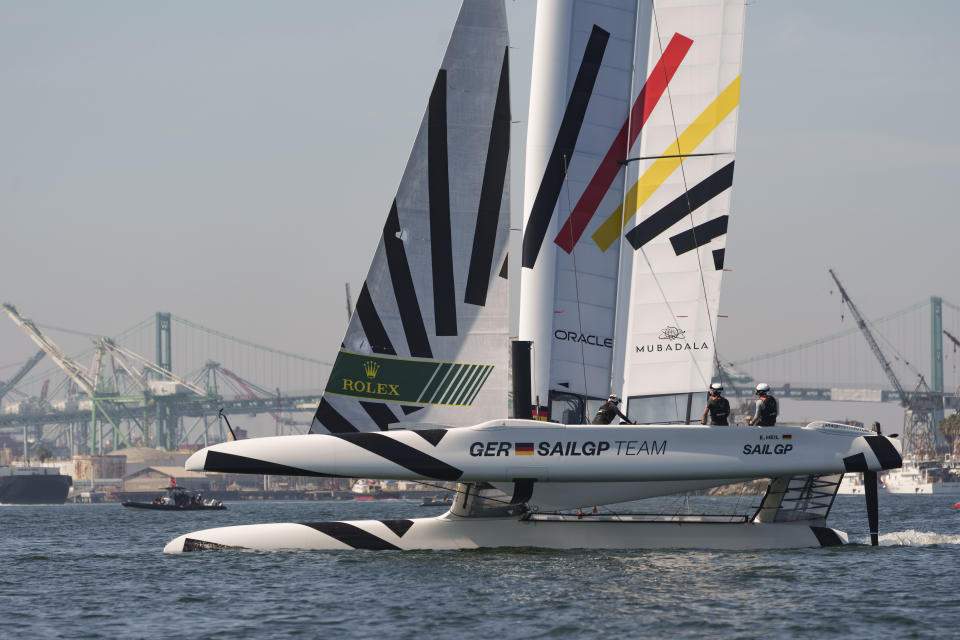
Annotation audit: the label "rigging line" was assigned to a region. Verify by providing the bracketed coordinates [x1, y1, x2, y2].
[651, 2, 721, 385]
[634, 246, 712, 386]
[732, 300, 928, 365]
[607, 0, 645, 401]
[868, 317, 922, 377]
[618, 151, 729, 164]
[596, 502, 627, 522]
[561, 153, 590, 412]
[35, 323, 102, 338]
[409, 480, 520, 507]
[171, 315, 333, 367]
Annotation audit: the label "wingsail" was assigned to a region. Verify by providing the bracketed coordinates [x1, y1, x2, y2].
[518, 0, 745, 422]
[311, 0, 511, 434]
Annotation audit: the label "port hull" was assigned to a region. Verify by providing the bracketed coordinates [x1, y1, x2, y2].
[164, 514, 846, 553]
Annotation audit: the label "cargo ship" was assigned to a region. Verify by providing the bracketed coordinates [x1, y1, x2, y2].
[0, 466, 72, 504]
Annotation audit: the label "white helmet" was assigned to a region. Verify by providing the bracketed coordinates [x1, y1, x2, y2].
[710, 383, 723, 392]
[755, 382, 770, 394]
[608, 394, 620, 404]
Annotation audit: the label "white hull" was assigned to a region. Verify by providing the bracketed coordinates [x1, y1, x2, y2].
[881, 458, 960, 495]
[164, 512, 847, 554]
[883, 481, 960, 496]
[836, 473, 878, 496]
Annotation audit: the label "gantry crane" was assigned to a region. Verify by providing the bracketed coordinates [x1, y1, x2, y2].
[2, 303, 207, 452]
[828, 270, 938, 458]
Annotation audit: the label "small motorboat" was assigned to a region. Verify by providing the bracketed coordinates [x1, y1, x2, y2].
[420, 495, 453, 507]
[951, 502, 960, 509]
[123, 484, 225, 511]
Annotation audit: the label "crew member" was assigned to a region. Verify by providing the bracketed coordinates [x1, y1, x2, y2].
[701, 383, 730, 425]
[592, 395, 631, 425]
[747, 383, 778, 426]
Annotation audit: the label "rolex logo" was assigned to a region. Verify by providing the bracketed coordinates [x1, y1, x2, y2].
[363, 361, 380, 379]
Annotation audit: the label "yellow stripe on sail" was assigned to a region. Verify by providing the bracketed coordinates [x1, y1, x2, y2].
[592, 75, 741, 252]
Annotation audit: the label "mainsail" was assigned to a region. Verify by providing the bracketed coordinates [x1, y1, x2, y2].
[311, 0, 511, 434]
[519, 0, 745, 423]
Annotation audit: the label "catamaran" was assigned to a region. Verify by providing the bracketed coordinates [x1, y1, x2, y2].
[165, 0, 901, 553]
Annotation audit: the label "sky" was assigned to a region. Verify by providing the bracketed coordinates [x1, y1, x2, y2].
[2, 0, 959, 414]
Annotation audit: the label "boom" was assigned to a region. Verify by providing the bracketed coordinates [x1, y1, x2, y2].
[827, 270, 910, 406]
[944, 329, 960, 351]
[0, 350, 45, 403]
[2, 303, 97, 396]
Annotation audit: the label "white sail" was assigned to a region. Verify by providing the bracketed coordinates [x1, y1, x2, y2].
[311, 0, 511, 433]
[620, 0, 745, 418]
[519, 0, 745, 423]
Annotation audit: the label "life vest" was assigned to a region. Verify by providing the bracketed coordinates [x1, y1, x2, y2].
[708, 396, 730, 425]
[758, 395, 778, 426]
[592, 402, 619, 425]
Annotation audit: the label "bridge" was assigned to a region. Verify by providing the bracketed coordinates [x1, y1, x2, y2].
[723, 297, 959, 403]
[1, 296, 959, 455]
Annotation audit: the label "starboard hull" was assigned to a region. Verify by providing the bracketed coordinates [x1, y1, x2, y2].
[163, 514, 846, 553]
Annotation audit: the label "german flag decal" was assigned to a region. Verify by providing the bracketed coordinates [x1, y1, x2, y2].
[515, 443, 535, 456]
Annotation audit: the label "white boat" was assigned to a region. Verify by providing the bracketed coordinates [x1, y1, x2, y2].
[837, 471, 883, 496]
[165, 0, 901, 554]
[882, 457, 960, 495]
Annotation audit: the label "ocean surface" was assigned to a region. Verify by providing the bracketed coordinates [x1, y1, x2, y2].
[3, 494, 959, 639]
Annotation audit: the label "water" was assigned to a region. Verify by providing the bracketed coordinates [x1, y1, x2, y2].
[2, 496, 959, 639]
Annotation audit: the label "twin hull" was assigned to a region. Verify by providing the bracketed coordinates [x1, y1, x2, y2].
[163, 516, 846, 554]
[166, 421, 899, 553]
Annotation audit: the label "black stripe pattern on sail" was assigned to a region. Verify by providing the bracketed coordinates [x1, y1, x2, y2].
[669, 215, 728, 255]
[313, 397, 359, 434]
[383, 200, 432, 357]
[625, 161, 735, 250]
[336, 432, 463, 480]
[301, 522, 401, 550]
[359, 401, 400, 431]
[355, 283, 396, 355]
[712, 248, 725, 270]
[465, 47, 510, 307]
[521, 25, 610, 269]
[498, 253, 508, 280]
[204, 450, 337, 477]
[428, 69, 457, 336]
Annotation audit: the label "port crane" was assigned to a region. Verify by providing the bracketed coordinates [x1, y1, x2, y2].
[943, 329, 960, 411]
[2, 303, 207, 452]
[828, 270, 939, 458]
[0, 350, 45, 405]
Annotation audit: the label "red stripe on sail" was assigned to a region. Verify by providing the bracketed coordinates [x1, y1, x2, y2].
[553, 33, 693, 253]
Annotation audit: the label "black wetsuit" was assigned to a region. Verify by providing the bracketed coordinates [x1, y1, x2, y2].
[592, 401, 629, 425]
[705, 395, 730, 425]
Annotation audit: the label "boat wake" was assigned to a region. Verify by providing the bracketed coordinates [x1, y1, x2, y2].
[849, 530, 960, 546]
